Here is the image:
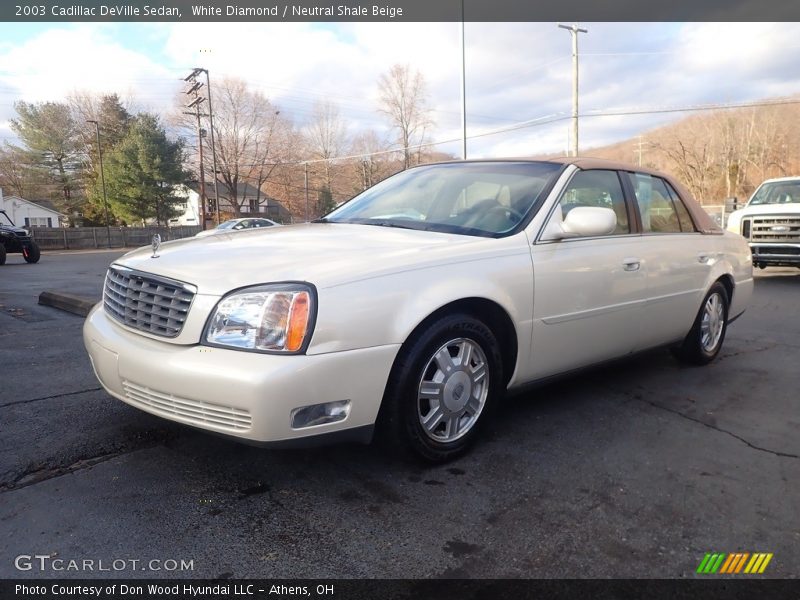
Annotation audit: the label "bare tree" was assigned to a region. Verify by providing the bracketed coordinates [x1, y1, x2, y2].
[0, 144, 36, 198]
[247, 110, 295, 219]
[305, 100, 348, 201]
[350, 129, 389, 192]
[209, 78, 287, 217]
[377, 64, 433, 169]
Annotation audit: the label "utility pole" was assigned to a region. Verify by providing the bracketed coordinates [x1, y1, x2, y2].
[558, 23, 588, 157]
[86, 120, 111, 247]
[304, 163, 309, 222]
[185, 67, 221, 225]
[635, 135, 645, 166]
[184, 78, 208, 230]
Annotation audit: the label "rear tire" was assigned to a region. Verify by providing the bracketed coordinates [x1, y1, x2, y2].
[23, 241, 40, 264]
[0, 244, 5, 265]
[672, 282, 729, 365]
[377, 313, 504, 463]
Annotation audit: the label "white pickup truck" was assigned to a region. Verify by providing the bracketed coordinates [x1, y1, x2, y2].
[727, 177, 800, 269]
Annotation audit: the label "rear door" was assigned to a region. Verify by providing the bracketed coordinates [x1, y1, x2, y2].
[623, 172, 712, 349]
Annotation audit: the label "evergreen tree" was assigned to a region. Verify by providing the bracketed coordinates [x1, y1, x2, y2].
[105, 113, 187, 225]
[9, 101, 84, 222]
[83, 95, 133, 226]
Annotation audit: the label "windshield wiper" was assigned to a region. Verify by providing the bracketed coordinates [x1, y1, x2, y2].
[311, 217, 329, 223]
[361, 220, 419, 230]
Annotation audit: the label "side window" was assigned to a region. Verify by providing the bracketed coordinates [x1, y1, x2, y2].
[663, 181, 697, 232]
[549, 170, 630, 236]
[631, 173, 681, 233]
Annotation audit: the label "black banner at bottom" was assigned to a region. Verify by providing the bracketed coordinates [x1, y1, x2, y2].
[3, 579, 800, 600]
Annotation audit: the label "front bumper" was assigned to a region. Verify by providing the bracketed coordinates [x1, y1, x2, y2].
[83, 305, 400, 445]
[750, 243, 800, 267]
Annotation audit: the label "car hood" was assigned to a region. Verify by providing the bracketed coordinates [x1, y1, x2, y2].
[1, 225, 28, 235]
[115, 223, 501, 295]
[733, 203, 800, 217]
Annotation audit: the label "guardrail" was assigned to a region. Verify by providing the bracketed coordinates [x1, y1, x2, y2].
[29, 226, 201, 250]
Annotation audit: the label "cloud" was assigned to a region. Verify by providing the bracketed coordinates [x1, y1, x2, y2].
[0, 24, 178, 109]
[1, 21, 800, 158]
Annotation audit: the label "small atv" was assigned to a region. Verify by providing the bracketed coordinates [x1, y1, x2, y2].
[0, 209, 41, 265]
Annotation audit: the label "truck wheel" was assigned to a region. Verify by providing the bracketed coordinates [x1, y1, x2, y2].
[23, 242, 40, 264]
[378, 313, 503, 463]
[672, 282, 729, 366]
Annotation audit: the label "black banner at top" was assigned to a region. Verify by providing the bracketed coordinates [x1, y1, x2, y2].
[3, 0, 800, 22]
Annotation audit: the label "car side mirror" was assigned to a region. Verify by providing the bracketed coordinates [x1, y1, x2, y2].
[543, 206, 617, 240]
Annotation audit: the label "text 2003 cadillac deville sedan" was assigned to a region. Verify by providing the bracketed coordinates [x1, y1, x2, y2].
[84, 158, 752, 462]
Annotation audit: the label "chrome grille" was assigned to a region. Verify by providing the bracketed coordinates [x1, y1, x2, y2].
[122, 381, 252, 432]
[744, 216, 800, 243]
[104, 265, 195, 338]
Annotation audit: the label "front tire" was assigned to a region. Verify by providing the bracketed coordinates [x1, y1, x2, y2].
[378, 313, 504, 463]
[23, 241, 40, 264]
[0, 244, 6, 265]
[673, 282, 729, 365]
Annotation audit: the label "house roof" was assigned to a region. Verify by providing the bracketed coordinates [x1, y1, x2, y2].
[187, 180, 264, 200]
[2, 195, 64, 216]
[184, 181, 292, 219]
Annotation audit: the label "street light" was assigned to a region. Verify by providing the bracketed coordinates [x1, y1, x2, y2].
[86, 119, 111, 247]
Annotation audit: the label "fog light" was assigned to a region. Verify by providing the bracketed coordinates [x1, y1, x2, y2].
[290, 400, 350, 429]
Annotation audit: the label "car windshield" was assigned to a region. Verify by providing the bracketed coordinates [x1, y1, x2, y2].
[749, 181, 800, 205]
[0, 212, 14, 226]
[324, 161, 563, 237]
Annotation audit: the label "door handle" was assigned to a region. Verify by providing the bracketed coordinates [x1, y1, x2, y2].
[697, 253, 713, 264]
[622, 258, 641, 271]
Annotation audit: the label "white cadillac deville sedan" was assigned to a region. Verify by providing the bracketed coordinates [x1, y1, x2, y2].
[84, 158, 753, 462]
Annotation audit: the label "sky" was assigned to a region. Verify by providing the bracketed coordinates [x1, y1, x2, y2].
[0, 21, 799, 161]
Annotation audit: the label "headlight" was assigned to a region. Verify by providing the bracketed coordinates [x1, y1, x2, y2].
[204, 283, 315, 354]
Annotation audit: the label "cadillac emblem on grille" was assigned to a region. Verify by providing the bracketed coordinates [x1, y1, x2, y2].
[151, 234, 161, 258]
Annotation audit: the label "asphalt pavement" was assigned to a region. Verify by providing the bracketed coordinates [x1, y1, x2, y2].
[0, 249, 798, 578]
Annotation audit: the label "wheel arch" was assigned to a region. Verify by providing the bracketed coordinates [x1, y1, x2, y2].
[716, 273, 734, 304]
[392, 296, 519, 388]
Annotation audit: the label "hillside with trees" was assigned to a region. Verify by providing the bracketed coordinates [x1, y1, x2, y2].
[582, 98, 800, 205]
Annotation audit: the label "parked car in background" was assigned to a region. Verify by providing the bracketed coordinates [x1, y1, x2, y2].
[0, 209, 41, 265]
[84, 158, 752, 462]
[726, 176, 800, 269]
[195, 217, 279, 237]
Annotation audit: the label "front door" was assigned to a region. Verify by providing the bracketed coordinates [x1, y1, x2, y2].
[528, 169, 648, 379]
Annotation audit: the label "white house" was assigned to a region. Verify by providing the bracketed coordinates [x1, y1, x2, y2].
[0, 188, 64, 228]
[168, 185, 202, 227]
[171, 181, 292, 226]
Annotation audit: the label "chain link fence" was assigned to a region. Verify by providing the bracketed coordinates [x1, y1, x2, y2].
[29, 226, 201, 250]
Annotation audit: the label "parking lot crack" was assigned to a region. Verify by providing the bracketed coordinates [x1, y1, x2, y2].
[0, 450, 125, 493]
[639, 398, 799, 460]
[0, 387, 102, 409]
[0, 429, 178, 493]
